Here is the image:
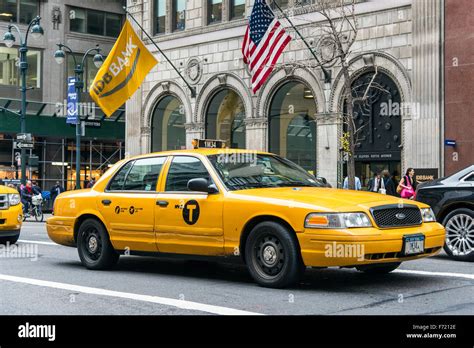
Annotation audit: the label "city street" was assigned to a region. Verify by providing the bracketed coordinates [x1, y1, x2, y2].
[1, 218, 472, 316]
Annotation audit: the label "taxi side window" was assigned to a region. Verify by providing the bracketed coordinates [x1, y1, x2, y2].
[108, 161, 133, 191]
[165, 156, 210, 192]
[122, 157, 166, 191]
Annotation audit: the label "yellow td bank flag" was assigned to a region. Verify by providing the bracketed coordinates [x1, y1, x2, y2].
[90, 20, 158, 117]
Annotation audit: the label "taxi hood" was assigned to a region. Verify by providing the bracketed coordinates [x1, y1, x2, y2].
[229, 187, 420, 212]
[0, 185, 19, 194]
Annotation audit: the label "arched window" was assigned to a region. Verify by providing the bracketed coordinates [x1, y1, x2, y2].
[268, 81, 317, 174]
[205, 89, 246, 149]
[151, 95, 186, 152]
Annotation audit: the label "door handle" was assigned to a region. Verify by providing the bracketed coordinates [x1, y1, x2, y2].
[101, 199, 112, 206]
[156, 200, 169, 207]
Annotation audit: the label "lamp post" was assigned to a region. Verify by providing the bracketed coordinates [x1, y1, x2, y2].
[2, 16, 44, 185]
[54, 44, 104, 190]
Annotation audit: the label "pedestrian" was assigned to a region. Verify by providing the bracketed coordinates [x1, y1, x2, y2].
[83, 175, 89, 189]
[382, 169, 396, 196]
[343, 176, 362, 190]
[397, 168, 416, 199]
[87, 176, 96, 188]
[367, 171, 383, 193]
[50, 181, 65, 204]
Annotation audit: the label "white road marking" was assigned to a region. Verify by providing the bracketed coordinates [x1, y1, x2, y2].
[0, 273, 263, 316]
[18, 240, 57, 246]
[395, 269, 474, 280]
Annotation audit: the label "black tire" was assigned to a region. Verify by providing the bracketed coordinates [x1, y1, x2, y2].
[442, 208, 474, 262]
[0, 235, 19, 245]
[34, 208, 43, 222]
[244, 221, 304, 288]
[356, 262, 401, 274]
[77, 218, 119, 270]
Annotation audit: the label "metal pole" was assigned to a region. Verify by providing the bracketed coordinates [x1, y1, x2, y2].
[19, 45, 27, 184]
[74, 66, 82, 190]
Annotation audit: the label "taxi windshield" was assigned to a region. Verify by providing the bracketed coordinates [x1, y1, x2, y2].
[208, 153, 324, 191]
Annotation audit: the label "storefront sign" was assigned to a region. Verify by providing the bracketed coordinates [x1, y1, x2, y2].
[353, 152, 401, 161]
[414, 168, 438, 183]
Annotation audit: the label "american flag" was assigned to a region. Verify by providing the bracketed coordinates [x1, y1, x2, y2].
[242, 0, 291, 93]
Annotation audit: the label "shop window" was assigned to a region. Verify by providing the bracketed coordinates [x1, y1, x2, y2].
[230, 0, 245, 19]
[173, 0, 186, 31]
[69, 7, 123, 37]
[0, 0, 39, 24]
[151, 95, 186, 152]
[154, 0, 166, 34]
[0, 46, 41, 88]
[208, 0, 222, 24]
[206, 89, 246, 149]
[268, 81, 317, 174]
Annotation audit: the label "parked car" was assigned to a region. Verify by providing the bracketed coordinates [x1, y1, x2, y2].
[416, 165, 474, 261]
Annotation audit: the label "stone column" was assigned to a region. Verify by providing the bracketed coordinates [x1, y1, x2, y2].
[245, 118, 267, 151]
[316, 113, 341, 188]
[409, 0, 443, 174]
[185, 122, 205, 149]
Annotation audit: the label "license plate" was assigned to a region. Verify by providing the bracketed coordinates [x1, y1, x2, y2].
[403, 234, 425, 255]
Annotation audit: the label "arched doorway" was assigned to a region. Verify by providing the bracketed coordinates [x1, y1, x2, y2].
[151, 95, 186, 151]
[347, 71, 402, 187]
[268, 81, 317, 175]
[205, 89, 246, 149]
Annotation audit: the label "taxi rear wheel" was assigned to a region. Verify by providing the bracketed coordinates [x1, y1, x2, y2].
[77, 218, 119, 270]
[356, 262, 401, 274]
[245, 221, 304, 288]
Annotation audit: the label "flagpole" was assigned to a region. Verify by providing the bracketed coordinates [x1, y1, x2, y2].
[123, 7, 196, 98]
[271, 1, 331, 83]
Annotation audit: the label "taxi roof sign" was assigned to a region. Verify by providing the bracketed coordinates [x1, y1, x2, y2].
[193, 139, 226, 149]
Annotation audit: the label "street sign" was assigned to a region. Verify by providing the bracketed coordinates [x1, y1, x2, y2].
[445, 139, 456, 147]
[14, 141, 34, 149]
[67, 76, 78, 124]
[16, 133, 32, 141]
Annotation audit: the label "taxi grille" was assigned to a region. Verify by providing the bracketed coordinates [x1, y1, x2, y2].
[371, 204, 422, 228]
[0, 194, 8, 210]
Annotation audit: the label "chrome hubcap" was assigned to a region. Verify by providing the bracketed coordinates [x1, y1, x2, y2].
[262, 245, 277, 266]
[88, 236, 98, 253]
[446, 214, 474, 256]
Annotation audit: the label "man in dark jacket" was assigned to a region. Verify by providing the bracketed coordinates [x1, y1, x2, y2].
[50, 181, 65, 204]
[382, 170, 397, 196]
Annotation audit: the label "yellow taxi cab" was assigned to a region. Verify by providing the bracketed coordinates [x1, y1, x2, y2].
[0, 185, 23, 244]
[47, 140, 446, 288]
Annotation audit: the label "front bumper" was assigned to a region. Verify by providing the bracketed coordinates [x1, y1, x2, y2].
[46, 215, 76, 247]
[298, 222, 445, 267]
[0, 204, 23, 234]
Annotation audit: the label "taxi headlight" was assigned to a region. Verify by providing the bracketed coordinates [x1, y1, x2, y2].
[421, 208, 436, 222]
[305, 212, 372, 229]
[8, 193, 20, 206]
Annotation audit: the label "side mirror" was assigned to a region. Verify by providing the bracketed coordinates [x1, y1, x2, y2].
[187, 178, 218, 194]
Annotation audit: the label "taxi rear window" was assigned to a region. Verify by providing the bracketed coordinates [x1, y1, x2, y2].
[108, 157, 166, 191]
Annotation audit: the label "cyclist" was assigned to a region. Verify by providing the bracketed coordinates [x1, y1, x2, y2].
[21, 180, 34, 217]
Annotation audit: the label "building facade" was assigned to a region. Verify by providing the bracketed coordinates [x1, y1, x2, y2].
[126, 0, 443, 187]
[0, 0, 126, 190]
[444, 0, 474, 175]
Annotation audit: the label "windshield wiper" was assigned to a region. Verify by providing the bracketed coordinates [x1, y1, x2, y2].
[274, 181, 315, 187]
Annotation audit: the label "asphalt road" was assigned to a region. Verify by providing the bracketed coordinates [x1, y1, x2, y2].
[0, 217, 473, 315]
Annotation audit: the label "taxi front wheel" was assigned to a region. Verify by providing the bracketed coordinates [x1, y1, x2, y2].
[245, 221, 304, 288]
[77, 218, 119, 270]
